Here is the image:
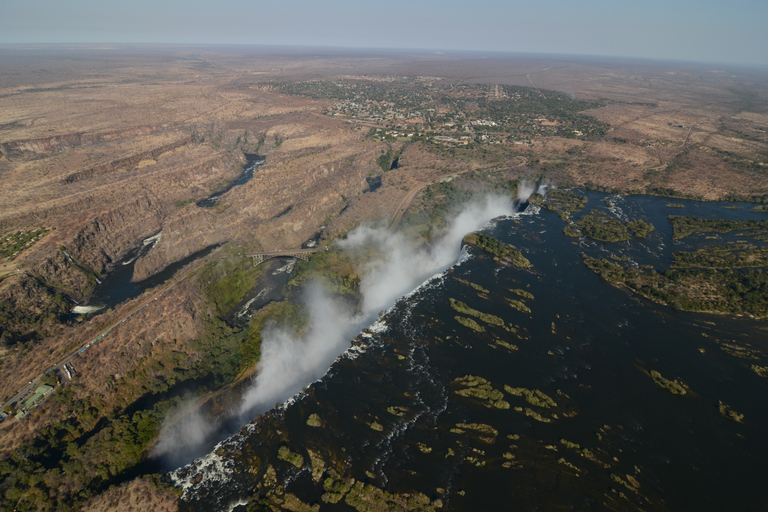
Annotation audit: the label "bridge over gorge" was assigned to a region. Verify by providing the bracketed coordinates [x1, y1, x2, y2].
[245, 247, 326, 266]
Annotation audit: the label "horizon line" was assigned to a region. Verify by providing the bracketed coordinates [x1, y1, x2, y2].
[1, 42, 766, 72]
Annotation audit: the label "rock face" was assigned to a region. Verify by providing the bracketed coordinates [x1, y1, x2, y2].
[0, 82, 380, 345]
[62, 136, 192, 184]
[0, 125, 167, 162]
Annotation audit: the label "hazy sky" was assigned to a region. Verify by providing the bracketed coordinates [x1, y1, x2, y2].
[2, 0, 766, 67]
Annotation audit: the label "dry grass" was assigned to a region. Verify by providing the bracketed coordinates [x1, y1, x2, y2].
[80, 477, 178, 512]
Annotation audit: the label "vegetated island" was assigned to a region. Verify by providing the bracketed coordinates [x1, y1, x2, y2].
[462, 232, 532, 268]
[578, 214, 768, 317]
[582, 254, 768, 318]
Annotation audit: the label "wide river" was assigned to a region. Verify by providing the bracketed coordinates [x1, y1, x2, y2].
[173, 192, 768, 511]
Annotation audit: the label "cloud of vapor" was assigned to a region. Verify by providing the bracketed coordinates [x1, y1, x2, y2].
[153, 401, 217, 468]
[239, 283, 355, 414]
[516, 180, 536, 203]
[238, 194, 515, 418]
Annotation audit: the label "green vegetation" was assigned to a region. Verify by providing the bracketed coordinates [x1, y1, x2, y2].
[0, 227, 51, 261]
[174, 198, 196, 208]
[495, 339, 518, 351]
[669, 216, 768, 240]
[582, 254, 768, 317]
[386, 405, 408, 416]
[454, 315, 485, 332]
[626, 219, 655, 238]
[506, 298, 531, 314]
[504, 386, 557, 408]
[243, 301, 307, 371]
[401, 175, 519, 240]
[560, 439, 581, 450]
[306, 448, 325, 482]
[450, 298, 508, 330]
[322, 475, 354, 504]
[455, 277, 489, 294]
[452, 375, 509, 409]
[0, 274, 70, 348]
[0, 242, 330, 510]
[469, 84, 609, 140]
[286, 249, 360, 302]
[320, 474, 443, 511]
[463, 232, 531, 267]
[650, 370, 688, 395]
[534, 189, 588, 214]
[376, 146, 405, 172]
[515, 407, 552, 423]
[718, 401, 744, 423]
[567, 210, 630, 242]
[198, 253, 262, 318]
[752, 205, 768, 213]
[450, 423, 498, 444]
[672, 244, 768, 269]
[0, 383, 185, 511]
[40, 370, 59, 387]
[306, 413, 322, 427]
[275, 78, 608, 143]
[509, 288, 534, 300]
[277, 446, 304, 468]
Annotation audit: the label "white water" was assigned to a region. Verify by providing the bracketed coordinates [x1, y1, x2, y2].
[163, 187, 540, 471]
[72, 305, 105, 314]
[238, 195, 515, 417]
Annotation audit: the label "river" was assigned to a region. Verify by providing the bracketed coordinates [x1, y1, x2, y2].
[196, 154, 266, 208]
[172, 192, 768, 511]
[76, 238, 217, 313]
[74, 153, 266, 312]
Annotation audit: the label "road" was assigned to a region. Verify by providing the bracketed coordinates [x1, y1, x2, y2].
[388, 156, 528, 232]
[3, 159, 527, 419]
[2, 274, 188, 422]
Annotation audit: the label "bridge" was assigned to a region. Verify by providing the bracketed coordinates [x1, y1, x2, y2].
[245, 247, 325, 266]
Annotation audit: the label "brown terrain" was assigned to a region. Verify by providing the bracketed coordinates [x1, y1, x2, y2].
[0, 45, 766, 509]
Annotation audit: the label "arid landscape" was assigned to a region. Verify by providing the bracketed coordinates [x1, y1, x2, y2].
[1, 46, 767, 511]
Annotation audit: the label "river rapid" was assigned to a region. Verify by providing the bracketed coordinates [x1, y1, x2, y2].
[172, 192, 768, 512]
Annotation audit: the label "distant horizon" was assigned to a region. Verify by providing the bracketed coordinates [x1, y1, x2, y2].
[2, 0, 766, 68]
[1, 42, 766, 73]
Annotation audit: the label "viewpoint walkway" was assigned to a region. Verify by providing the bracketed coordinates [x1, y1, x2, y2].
[245, 247, 325, 266]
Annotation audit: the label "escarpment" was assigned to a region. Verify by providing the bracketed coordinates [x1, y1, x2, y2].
[0, 125, 168, 162]
[132, 144, 380, 280]
[62, 136, 193, 184]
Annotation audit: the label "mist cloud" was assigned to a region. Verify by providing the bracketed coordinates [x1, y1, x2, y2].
[153, 401, 217, 468]
[239, 194, 515, 417]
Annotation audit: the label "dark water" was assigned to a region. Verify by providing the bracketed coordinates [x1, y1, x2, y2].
[365, 176, 382, 193]
[84, 242, 217, 311]
[228, 258, 298, 329]
[196, 154, 265, 208]
[174, 193, 768, 511]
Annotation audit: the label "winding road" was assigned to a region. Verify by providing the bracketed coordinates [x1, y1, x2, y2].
[388, 156, 528, 232]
